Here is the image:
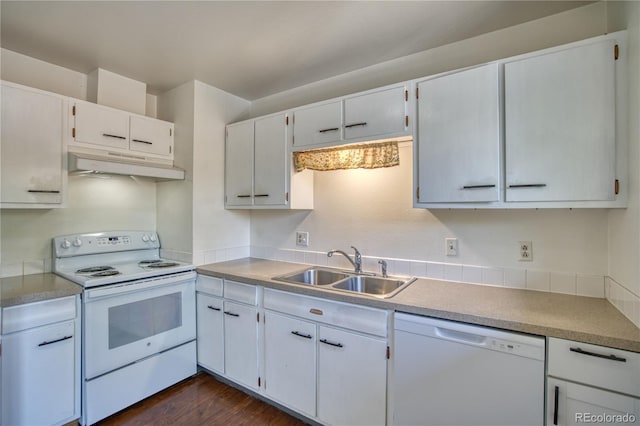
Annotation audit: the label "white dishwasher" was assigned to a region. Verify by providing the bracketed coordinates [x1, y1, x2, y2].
[392, 313, 545, 426]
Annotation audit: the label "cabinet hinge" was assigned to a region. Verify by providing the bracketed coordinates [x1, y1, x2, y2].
[286, 116, 289, 125]
[258, 377, 261, 387]
[386, 346, 390, 360]
[72, 128, 76, 138]
[405, 115, 409, 127]
[72, 105, 76, 116]
[285, 192, 289, 202]
[416, 186, 420, 200]
[257, 312, 260, 322]
[615, 179, 620, 195]
[170, 128, 172, 137]
[404, 90, 408, 102]
[292, 135, 295, 145]
[614, 44, 619, 60]
[169, 146, 172, 154]
[416, 87, 419, 99]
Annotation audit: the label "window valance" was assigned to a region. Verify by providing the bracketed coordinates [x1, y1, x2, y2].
[293, 141, 400, 172]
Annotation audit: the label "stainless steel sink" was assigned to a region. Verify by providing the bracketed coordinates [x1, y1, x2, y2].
[273, 268, 350, 286]
[273, 266, 416, 298]
[331, 275, 416, 298]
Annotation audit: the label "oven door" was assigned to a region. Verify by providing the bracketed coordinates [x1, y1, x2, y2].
[83, 271, 196, 380]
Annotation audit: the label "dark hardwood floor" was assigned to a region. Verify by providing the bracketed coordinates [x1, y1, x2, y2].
[96, 373, 309, 426]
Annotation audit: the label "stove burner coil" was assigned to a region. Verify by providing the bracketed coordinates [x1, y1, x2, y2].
[138, 260, 163, 265]
[90, 270, 121, 277]
[146, 262, 180, 268]
[76, 266, 115, 274]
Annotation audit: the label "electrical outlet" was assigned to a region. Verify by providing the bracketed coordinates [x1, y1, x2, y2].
[296, 232, 309, 247]
[519, 241, 532, 261]
[445, 238, 458, 256]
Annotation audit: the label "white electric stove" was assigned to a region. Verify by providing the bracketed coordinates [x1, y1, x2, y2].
[53, 231, 197, 425]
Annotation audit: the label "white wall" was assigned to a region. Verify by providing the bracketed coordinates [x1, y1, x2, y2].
[249, 2, 618, 300]
[192, 81, 251, 264]
[606, 0, 640, 326]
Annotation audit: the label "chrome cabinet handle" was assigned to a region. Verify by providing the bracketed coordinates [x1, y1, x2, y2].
[569, 346, 626, 362]
[102, 133, 126, 140]
[320, 338, 343, 348]
[318, 127, 339, 133]
[462, 184, 496, 189]
[291, 331, 313, 339]
[553, 385, 559, 425]
[28, 190, 61, 194]
[207, 305, 221, 311]
[223, 311, 239, 317]
[132, 139, 153, 145]
[38, 335, 73, 347]
[344, 122, 367, 128]
[508, 184, 547, 188]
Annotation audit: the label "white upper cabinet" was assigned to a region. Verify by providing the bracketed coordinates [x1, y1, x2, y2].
[73, 101, 130, 150]
[71, 100, 175, 162]
[416, 63, 501, 204]
[225, 113, 313, 210]
[254, 114, 288, 206]
[1, 82, 65, 208]
[129, 115, 174, 157]
[291, 82, 411, 151]
[225, 120, 254, 207]
[344, 85, 408, 141]
[292, 101, 342, 148]
[504, 40, 616, 203]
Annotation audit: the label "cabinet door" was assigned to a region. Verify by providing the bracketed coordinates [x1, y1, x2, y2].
[547, 378, 640, 426]
[130, 115, 174, 158]
[225, 121, 254, 206]
[292, 101, 342, 148]
[264, 311, 316, 417]
[223, 301, 259, 389]
[196, 293, 224, 373]
[74, 101, 130, 150]
[417, 64, 501, 203]
[2, 320, 77, 426]
[344, 85, 407, 141]
[254, 114, 287, 206]
[1, 83, 63, 205]
[317, 326, 387, 426]
[505, 40, 616, 202]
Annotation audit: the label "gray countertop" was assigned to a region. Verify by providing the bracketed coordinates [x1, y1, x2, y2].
[197, 258, 640, 353]
[1, 273, 82, 308]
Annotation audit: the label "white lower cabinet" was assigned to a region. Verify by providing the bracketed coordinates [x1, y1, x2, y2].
[317, 325, 387, 426]
[196, 293, 224, 373]
[1, 296, 80, 426]
[547, 338, 640, 426]
[263, 288, 389, 425]
[223, 300, 259, 389]
[264, 311, 317, 417]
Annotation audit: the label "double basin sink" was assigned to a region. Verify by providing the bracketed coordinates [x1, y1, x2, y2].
[273, 267, 416, 299]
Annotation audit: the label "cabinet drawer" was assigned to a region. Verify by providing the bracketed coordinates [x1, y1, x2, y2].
[264, 288, 388, 337]
[3, 296, 77, 334]
[548, 338, 640, 397]
[224, 280, 258, 305]
[196, 274, 223, 297]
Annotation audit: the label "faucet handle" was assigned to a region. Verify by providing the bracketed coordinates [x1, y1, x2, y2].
[378, 259, 388, 278]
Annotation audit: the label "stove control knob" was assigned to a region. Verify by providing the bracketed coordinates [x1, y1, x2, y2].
[60, 239, 71, 249]
[73, 238, 83, 247]
[149, 234, 157, 242]
[142, 235, 150, 242]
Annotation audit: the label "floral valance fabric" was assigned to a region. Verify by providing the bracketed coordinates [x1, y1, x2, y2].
[293, 141, 400, 172]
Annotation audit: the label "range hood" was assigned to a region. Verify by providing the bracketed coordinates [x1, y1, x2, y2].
[69, 152, 185, 180]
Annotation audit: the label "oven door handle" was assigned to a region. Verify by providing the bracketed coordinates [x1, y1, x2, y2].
[85, 271, 196, 299]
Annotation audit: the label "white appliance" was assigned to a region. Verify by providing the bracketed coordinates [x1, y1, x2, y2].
[53, 231, 197, 425]
[392, 313, 545, 426]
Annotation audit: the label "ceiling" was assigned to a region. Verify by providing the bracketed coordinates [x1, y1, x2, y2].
[1, 1, 593, 100]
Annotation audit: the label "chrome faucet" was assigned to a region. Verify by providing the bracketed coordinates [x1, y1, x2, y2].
[327, 246, 362, 274]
